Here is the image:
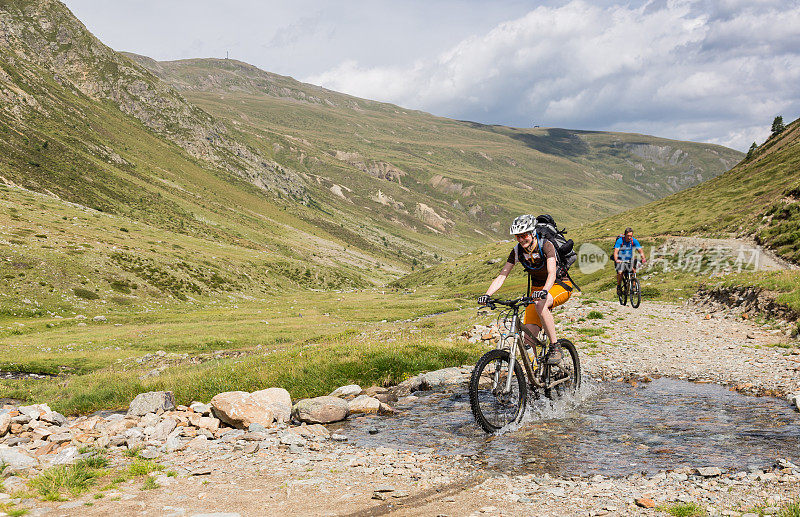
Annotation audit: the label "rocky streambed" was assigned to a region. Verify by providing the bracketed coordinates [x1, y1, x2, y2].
[1, 299, 800, 516]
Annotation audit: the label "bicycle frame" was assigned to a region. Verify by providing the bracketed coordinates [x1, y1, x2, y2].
[495, 302, 548, 392]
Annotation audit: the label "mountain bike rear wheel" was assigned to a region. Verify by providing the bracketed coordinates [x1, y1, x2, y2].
[630, 277, 641, 308]
[469, 349, 527, 433]
[544, 339, 581, 399]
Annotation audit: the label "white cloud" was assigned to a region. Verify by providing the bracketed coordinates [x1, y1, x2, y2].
[307, 0, 800, 150]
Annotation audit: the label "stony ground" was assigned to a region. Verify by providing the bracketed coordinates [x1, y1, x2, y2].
[3, 297, 800, 517]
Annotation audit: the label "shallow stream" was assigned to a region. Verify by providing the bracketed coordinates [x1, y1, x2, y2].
[331, 378, 800, 477]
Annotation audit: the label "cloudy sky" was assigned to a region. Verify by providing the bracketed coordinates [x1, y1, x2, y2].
[64, 0, 800, 151]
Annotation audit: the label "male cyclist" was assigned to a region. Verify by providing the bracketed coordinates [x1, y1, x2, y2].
[478, 214, 573, 365]
[613, 227, 646, 296]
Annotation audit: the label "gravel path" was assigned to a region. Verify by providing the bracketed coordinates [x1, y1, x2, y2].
[565, 299, 800, 397]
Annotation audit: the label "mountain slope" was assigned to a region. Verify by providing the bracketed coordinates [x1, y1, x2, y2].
[130, 56, 742, 237]
[0, 0, 302, 197]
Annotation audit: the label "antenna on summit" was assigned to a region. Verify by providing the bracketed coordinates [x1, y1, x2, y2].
[226, 51, 229, 60]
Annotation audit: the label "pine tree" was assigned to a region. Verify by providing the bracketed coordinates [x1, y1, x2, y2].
[771, 115, 786, 136]
[746, 142, 758, 160]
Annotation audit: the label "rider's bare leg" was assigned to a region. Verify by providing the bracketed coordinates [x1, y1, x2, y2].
[534, 294, 557, 345]
[616, 270, 623, 284]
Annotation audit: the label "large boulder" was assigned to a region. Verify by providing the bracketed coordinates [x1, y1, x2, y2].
[348, 395, 381, 414]
[211, 391, 274, 429]
[330, 384, 362, 399]
[292, 396, 349, 424]
[420, 367, 463, 389]
[250, 388, 292, 424]
[40, 411, 68, 426]
[0, 412, 11, 436]
[19, 404, 51, 420]
[0, 446, 39, 473]
[47, 446, 79, 467]
[127, 391, 176, 417]
[149, 418, 177, 442]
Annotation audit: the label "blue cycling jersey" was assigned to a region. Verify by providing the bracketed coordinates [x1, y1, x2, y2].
[614, 236, 641, 260]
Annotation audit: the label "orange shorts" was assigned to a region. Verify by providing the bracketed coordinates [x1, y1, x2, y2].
[523, 280, 574, 328]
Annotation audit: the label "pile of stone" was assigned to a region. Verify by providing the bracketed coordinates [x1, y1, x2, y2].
[461, 323, 501, 344]
[0, 376, 442, 477]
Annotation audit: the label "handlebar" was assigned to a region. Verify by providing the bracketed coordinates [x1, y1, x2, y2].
[484, 294, 544, 310]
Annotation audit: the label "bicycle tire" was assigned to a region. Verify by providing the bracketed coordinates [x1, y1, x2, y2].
[630, 277, 641, 308]
[617, 273, 628, 306]
[469, 349, 527, 433]
[544, 339, 581, 399]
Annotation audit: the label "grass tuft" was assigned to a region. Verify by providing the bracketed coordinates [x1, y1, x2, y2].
[128, 459, 163, 477]
[656, 502, 706, 517]
[142, 476, 159, 490]
[29, 458, 107, 501]
[779, 499, 800, 517]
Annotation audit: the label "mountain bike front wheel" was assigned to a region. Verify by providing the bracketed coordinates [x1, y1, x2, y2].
[469, 349, 527, 433]
[544, 339, 581, 399]
[617, 274, 628, 306]
[630, 277, 641, 308]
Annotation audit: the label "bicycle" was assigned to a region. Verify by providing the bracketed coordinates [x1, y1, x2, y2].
[616, 259, 641, 308]
[468, 295, 581, 433]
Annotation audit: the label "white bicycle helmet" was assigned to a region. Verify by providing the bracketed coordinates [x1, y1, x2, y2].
[509, 214, 536, 235]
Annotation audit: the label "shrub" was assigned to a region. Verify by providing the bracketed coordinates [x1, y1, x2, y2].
[73, 288, 99, 300]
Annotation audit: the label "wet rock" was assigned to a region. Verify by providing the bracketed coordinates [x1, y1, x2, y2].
[250, 388, 292, 424]
[348, 395, 380, 414]
[292, 396, 349, 424]
[210, 391, 275, 429]
[378, 402, 396, 415]
[393, 376, 424, 396]
[128, 391, 176, 417]
[330, 384, 362, 399]
[420, 367, 463, 389]
[362, 386, 399, 404]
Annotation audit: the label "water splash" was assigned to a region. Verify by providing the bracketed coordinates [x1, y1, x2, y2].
[330, 378, 800, 476]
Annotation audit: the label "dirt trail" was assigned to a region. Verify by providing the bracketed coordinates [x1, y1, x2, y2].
[665, 236, 798, 271]
[26, 299, 800, 517]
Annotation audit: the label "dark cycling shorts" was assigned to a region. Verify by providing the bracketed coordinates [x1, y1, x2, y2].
[615, 258, 641, 273]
